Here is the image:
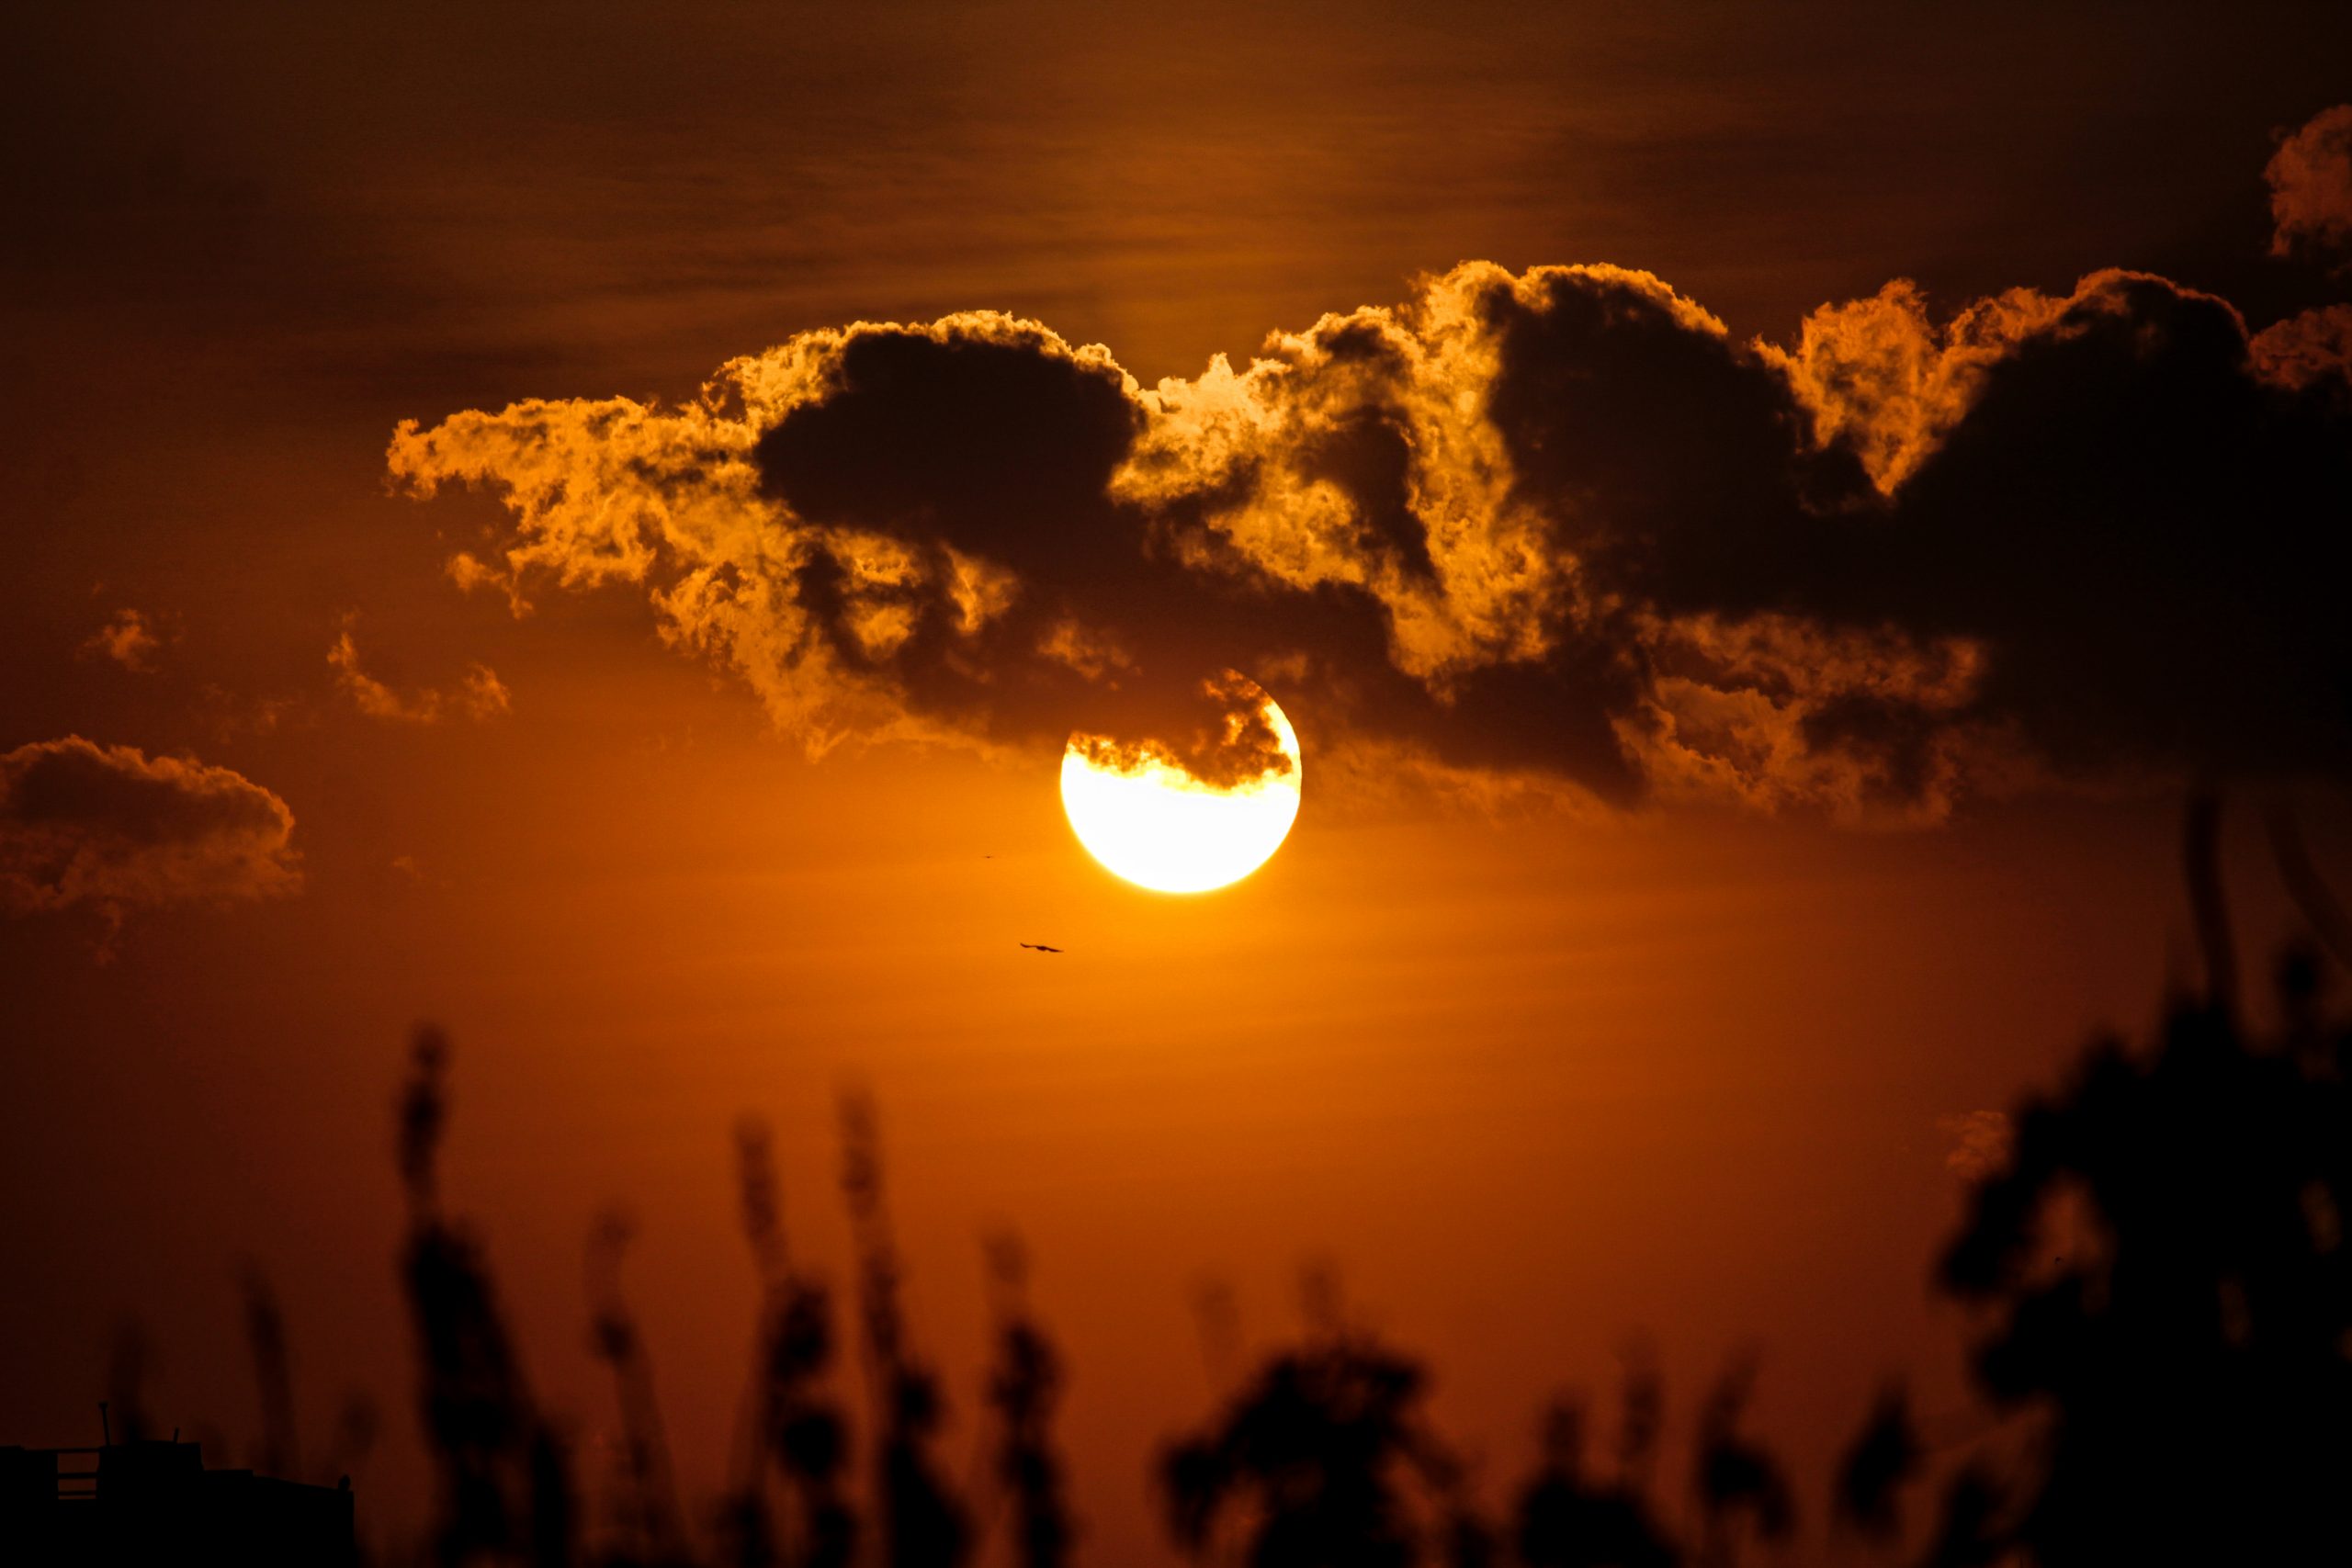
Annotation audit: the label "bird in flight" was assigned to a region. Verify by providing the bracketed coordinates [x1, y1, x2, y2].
[1019, 942, 1063, 953]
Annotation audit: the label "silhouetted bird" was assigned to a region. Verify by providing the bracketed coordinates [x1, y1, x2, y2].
[1018, 943, 1062, 953]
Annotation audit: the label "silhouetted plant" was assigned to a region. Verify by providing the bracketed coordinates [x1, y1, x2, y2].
[400, 1024, 451, 1213]
[1610, 1347, 1663, 1497]
[1827, 1382, 1917, 1548]
[840, 1090, 970, 1568]
[531, 1427, 582, 1568]
[585, 1209, 692, 1567]
[1514, 1401, 1683, 1568]
[1513, 1396, 1678, 1568]
[397, 1024, 577, 1568]
[241, 1262, 301, 1480]
[299, 826, 2352, 1568]
[720, 1116, 857, 1568]
[982, 1234, 1075, 1568]
[1915, 1462, 2002, 1568]
[1689, 1358, 1792, 1567]
[1160, 1326, 1481, 1568]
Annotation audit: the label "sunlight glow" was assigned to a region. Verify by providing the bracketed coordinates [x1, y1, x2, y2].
[1059, 693, 1303, 894]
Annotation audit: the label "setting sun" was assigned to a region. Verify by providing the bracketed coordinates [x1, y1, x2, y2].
[1059, 691, 1303, 894]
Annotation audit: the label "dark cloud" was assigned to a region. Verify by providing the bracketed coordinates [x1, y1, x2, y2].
[393, 249, 2352, 819]
[757, 326, 1146, 586]
[1842, 273, 2352, 779]
[741, 320, 1302, 787]
[0, 737, 300, 930]
[1482, 265, 1871, 615]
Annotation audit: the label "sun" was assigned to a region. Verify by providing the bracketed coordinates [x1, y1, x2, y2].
[1060, 688, 1303, 894]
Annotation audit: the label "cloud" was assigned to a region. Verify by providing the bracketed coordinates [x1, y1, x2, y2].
[0, 738, 300, 931]
[2251, 304, 2352, 394]
[2267, 105, 2352, 261]
[390, 256, 2352, 819]
[1808, 272, 2352, 783]
[80, 608, 165, 672]
[1758, 279, 2071, 493]
[330, 625, 511, 724]
[1938, 1111, 2014, 1183]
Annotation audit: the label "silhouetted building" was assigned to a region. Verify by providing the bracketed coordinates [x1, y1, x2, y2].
[0, 1436, 354, 1567]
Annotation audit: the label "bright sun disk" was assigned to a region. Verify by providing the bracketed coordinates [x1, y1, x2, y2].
[1059, 689, 1303, 894]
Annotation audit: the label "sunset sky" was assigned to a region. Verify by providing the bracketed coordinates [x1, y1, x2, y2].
[7, 5, 2352, 1562]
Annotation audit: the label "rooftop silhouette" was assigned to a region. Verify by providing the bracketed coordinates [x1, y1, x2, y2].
[0, 1427, 355, 1568]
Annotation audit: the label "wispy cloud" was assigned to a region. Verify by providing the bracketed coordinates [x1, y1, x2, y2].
[329, 623, 510, 725]
[79, 608, 165, 672]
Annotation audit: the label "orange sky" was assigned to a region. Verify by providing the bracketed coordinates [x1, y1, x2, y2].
[7, 5, 2352, 1563]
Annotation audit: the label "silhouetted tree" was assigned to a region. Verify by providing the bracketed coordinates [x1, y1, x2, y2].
[1938, 989, 2352, 1564]
[1934, 805, 2352, 1565]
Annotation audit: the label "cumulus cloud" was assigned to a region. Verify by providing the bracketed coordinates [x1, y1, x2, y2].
[2267, 104, 2352, 261]
[330, 625, 511, 724]
[0, 738, 300, 932]
[390, 256, 2352, 819]
[80, 608, 165, 672]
